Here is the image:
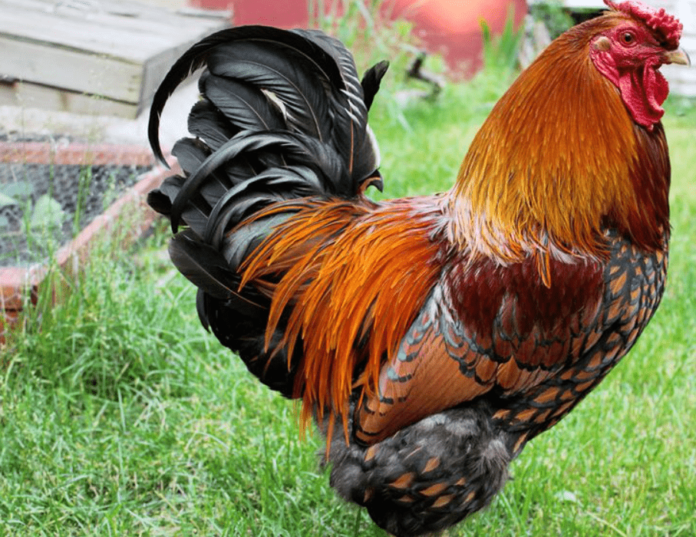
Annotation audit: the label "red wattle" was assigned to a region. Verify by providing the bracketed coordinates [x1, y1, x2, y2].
[591, 48, 669, 130]
[617, 63, 667, 129]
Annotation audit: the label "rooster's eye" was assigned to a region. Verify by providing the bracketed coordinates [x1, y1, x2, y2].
[622, 32, 636, 45]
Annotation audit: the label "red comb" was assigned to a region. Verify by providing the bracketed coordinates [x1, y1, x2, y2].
[604, 0, 683, 49]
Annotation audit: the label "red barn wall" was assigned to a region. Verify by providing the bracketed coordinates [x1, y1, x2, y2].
[388, 0, 527, 75]
[189, 0, 308, 27]
[189, 0, 527, 75]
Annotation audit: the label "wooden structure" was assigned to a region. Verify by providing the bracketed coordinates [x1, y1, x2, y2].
[0, 0, 230, 117]
[0, 142, 177, 343]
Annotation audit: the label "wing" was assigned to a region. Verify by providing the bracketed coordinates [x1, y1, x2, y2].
[354, 230, 667, 445]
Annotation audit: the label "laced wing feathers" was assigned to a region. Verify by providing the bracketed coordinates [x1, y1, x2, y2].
[353, 232, 667, 449]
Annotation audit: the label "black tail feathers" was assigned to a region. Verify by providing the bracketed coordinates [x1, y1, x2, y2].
[147, 26, 388, 397]
[148, 25, 388, 233]
[147, 24, 389, 270]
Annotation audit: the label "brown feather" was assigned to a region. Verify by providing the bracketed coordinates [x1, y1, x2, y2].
[354, 230, 667, 445]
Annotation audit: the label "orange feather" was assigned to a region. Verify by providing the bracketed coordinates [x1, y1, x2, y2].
[449, 12, 670, 273]
[240, 196, 447, 433]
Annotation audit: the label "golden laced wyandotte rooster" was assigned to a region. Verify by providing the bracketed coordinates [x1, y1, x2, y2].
[147, 1, 690, 535]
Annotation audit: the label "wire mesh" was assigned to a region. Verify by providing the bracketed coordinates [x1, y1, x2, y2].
[0, 138, 154, 268]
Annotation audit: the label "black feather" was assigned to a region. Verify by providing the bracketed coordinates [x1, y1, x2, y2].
[205, 167, 325, 248]
[169, 230, 239, 300]
[196, 288, 210, 331]
[202, 74, 287, 133]
[172, 137, 234, 208]
[296, 30, 376, 180]
[147, 24, 388, 401]
[207, 43, 332, 141]
[169, 130, 350, 232]
[148, 25, 344, 165]
[147, 189, 173, 216]
[221, 213, 290, 269]
[171, 138, 209, 175]
[188, 99, 237, 151]
[361, 61, 389, 111]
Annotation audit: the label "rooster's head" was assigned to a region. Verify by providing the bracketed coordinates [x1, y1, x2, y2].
[590, 0, 690, 129]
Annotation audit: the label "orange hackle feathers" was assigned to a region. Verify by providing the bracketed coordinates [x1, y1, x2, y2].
[448, 12, 670, 278]
[240, 197, 446, 434]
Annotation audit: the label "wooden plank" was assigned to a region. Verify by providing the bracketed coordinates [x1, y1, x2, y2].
[0, 0, 229, 111]
[0, 79, 139, 118]
[0, 5, 173, 63]
[0, 0, 230, 61]
[0, 35, 143, 104]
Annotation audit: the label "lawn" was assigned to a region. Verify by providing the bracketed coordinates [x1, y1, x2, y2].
[1, 74, 695, 536]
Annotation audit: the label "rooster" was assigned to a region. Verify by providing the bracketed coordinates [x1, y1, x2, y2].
[147, 1, 689, 535]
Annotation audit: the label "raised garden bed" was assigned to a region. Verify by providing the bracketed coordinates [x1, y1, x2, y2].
[0, 138, 174, 342]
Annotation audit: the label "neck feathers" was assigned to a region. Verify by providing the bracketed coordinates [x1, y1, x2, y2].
[449, 17, 670, 274]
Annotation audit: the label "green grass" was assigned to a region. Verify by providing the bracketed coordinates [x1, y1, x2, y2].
[1, 79, 695, 536]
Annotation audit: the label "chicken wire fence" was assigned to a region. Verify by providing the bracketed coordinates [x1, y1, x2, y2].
[0, 137, 154, 268]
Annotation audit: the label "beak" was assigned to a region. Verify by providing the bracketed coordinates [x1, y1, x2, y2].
[664, 48, 691, 66]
